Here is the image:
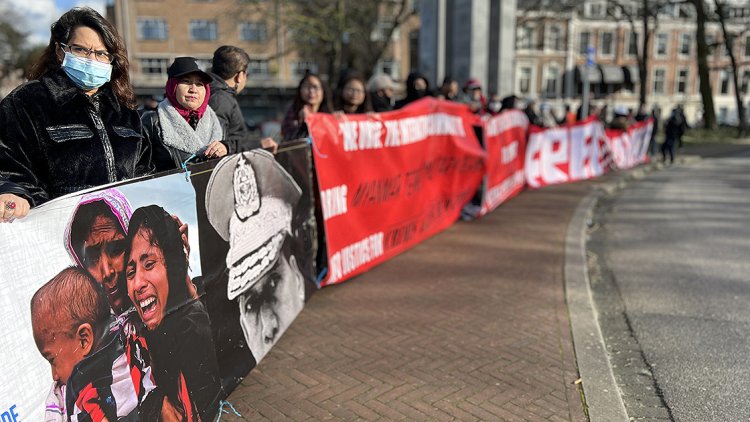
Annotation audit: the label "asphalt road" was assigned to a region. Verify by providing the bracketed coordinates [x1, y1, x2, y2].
[594, 149, 750, 421]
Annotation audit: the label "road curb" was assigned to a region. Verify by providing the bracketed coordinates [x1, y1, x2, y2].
[564, 157, 701, 421]
[565, 189, 628, 422]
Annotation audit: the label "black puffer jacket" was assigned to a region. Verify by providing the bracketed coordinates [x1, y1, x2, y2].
[0, 69, 152, 206]
[207, 72, 261, 151]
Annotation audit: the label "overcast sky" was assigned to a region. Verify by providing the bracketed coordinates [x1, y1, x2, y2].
[5, 0, 106, 46]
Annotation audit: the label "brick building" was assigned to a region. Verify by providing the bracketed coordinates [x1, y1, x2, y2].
[516, 0, 750, 125]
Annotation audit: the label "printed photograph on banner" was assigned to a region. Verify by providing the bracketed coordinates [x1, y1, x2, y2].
[0, 173, 223, 421]
[188, 148, 315, 392]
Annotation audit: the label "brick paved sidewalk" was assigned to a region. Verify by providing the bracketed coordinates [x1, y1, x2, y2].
[224, 181, 593, 421]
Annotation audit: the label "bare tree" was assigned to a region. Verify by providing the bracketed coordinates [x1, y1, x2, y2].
[687, 0, 718, 129]
[233, 0, 415, 83]
[0, 12, 28, 82]
[713, 0, 749, 135]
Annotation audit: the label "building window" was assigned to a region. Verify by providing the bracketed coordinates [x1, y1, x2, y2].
[680, 33, 692, 56]
[676, 68, 689, 94]
[587, 2, 606, 18]
[627, 31, 639, 56]
[655, 33, 668, 56]
[599, 31, 614, 56]
[190, 20, 217, 41]
[720, 69, 731, 94]
[745, 35, 750, 57]
[652, 68, 665, 94]
[140, 58, 169, 75]
[544, 65, 559, 97]
[377, 60, 400, 78]
[247, 59, 269, 76]
[719, 106, 728, 123]
[579, 31, 590, 55]
[742, 69, 750, 95]
[547, 25, 562, 51]
[292, 60, 318, 77]
[239, 22, 267, 42]
[659, 4, 678, 18]
[138, 18, 168, 40]
[706, 33, 716, 55]
[518, 67, 532, 95]
[517, 25, 535, 49]
[722, 39, 731, 57]
[372, 20, 399, 42]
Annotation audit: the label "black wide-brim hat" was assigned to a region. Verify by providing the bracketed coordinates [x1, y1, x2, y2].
[167, 57, 212, 83]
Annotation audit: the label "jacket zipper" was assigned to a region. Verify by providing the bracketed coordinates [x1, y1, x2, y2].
[89, 98, 117, 183]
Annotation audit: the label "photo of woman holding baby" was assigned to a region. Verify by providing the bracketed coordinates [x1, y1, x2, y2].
[125, 205, 222, 421]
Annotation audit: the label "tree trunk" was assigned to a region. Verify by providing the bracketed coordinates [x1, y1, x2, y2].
[693, 0, 717, 129]
[639, 0, 650, 108]
[714, 0, 747, 136]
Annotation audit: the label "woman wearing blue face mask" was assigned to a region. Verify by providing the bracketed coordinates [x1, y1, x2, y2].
[0, 7, 153, 223]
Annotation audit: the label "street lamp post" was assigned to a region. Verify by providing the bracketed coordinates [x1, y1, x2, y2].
[582, 45, 595, 119]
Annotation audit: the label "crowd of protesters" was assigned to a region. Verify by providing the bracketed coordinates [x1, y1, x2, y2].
[0, 6, 694, 225]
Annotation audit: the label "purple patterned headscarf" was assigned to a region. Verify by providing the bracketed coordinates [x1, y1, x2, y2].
[64, 188, 133, 267]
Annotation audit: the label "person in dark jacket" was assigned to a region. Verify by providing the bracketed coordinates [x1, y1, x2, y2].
[524, 98, 543, 126]
[394, 71, 431, 109]
[661, 107, 686, 164]
[367, 74, 397, 112]
[0, 7, 152, 222]
[141, 57, 229, 172]
[208, 46, 278, 153]
[437, 77, 459, 101]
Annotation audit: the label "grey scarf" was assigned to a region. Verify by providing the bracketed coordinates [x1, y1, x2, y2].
[157, 99, 223, 154]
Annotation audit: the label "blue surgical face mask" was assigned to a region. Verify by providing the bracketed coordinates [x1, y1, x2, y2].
[61, 52, 112, 90]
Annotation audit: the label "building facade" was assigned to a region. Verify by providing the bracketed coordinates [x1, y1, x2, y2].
[419, 0, 517, 96]
[516, 0, 750, 125]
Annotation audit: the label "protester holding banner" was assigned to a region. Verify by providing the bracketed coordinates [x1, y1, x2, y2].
[0, 7, 152, 222]
[334, 71, 373, 114]
[437, 76, 460, 101]
[141, 57, 230, 172]
[394, 71, 431, 109]
[125, 205, 222, 420]
[281, 72, 333, 141]
[367, 73, 398, 112]
[208, 46, 278, 154]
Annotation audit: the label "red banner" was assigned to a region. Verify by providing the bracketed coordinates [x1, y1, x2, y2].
[480, 110, 529, 215]
[525, 117, 612, 188]
[308, 98, 486, 286]
[605, 118, 654, 169]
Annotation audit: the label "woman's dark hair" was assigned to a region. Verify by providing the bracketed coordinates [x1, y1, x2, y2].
[211, 45, 250, 80]
[30, 7, 136, 109]
[126, 205, 190, 315]
[395, 71, 431, 109]
[405, 71, 430, 100]
[334, 71, 373, 114]
[291, 71, 332, 117]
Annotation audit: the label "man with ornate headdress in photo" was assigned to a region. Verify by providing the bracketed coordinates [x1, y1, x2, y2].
[205, 149, 306, 363]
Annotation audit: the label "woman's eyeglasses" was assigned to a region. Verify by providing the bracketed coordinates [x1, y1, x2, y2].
[301, 84, 322, 92]
[60, 43, 114, 64]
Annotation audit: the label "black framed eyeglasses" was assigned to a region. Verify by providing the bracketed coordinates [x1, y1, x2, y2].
[59, 43, 114, 64]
